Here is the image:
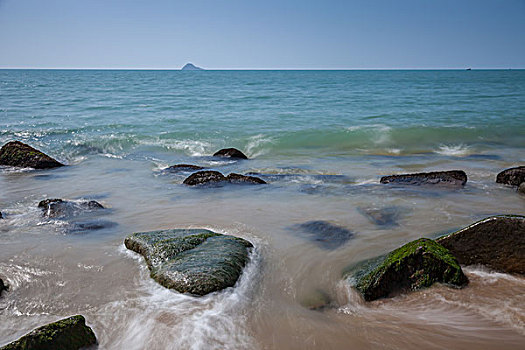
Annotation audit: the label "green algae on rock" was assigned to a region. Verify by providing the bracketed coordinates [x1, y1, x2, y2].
[124, 229, 253, 296]
[346, 238, 468, 301]
[0, 141, 64, 169]
[0, 315, 96, 350]
[437, 215, 525, 275]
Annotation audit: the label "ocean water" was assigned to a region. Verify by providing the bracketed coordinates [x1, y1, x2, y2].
[0, 69, 524, 349]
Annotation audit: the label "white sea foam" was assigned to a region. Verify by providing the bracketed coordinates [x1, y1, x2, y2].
[435, 144, 472, 156]
[245, 134, 273, 158]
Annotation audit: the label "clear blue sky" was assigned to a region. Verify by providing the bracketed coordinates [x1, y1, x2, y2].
[0, 0, 524, 69]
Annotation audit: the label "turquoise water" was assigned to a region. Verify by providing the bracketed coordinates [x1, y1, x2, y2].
[0, 70, 524, 349]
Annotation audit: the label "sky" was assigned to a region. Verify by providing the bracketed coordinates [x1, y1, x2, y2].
[0, 0, 524, 69]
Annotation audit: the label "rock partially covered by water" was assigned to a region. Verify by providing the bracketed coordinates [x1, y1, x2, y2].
[213, 148, 248, 159]
[0, 315, 97, 350]
[496, 166, 525, 186]
[124, 229, 253, 296]
[357, 206, 405, 227]
[346, 238, 468, 301]
[0, 277, 7, 295]
[226, 173, 267, 184]
[299, 289, 334, 311]
[0, 141, 64, 169]
[292, 221, 354, 250]
[38, 199, 104, 218]
[380, 170, 467, 187]
[437, 215, 525, 275]
[519, 183, 525, 195]
[165, 164, 205, 172]
[0, 211, 3, 219]
[183, 171, 266, 186]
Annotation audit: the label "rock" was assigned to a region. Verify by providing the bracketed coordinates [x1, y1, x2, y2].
[181, 63, 203, 70]
[226, 173, 267, 184]
[346, 238, 468, 301]
[436, 215, 525, 274]
[496, 166, 525, 186]
[0, 278, 7, 295]
[68, 220, 117, 233]
[0, 141, 64, 169]
[519, 183, 525, 195]
[292, 221, 354, 250]
[38, 199, 104, 218]
[0, 211, 3, 219]
[213, 148, 248, 159]
[125, 229, 253, 296]
[0, 315, 97, 350]
[183, 171, 227, 186]
[357, 206, 405, 227]
[165, 164, 205, 172]
[299, 289, 333, 311]
[380, 170, 467, 187]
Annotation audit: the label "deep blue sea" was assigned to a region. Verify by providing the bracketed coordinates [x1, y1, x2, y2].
[0, 70, 524, 350]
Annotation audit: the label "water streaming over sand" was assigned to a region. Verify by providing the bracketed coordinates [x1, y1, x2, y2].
[0, 69, 524, 349]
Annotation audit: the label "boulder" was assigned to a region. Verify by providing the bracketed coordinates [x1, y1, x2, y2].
[124, 229, 253, 296]
[0, 278, 7, 295]
[496, 166, 525, 186]
[519, 183, 525, 195]
[380, 170, 467, 187]
[0, 211, 3, 219]
[38, 199, 104, 218]
[213, 148, 248, 159]
[0, 315, 97, 350]
[357, 206, 404, 227]
[226, 173, 267, 184]
[292, 221, 354, 250]
[165, 164, 205, 172]
[0, 141, 64, 169]
[436, 215, 525, 275]
[346, 238, 468, 301]
[183, 171, 227, 186]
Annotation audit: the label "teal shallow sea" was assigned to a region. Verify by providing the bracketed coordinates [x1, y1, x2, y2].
[0, 70, 524, 349]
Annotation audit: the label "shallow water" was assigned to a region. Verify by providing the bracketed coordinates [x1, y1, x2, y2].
[0, 70, 524, 349]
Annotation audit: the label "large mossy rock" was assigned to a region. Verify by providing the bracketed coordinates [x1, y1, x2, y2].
[437, 215, 525, 275]
[213, 148, 248, 159]
[0, 141, 64, 169]
[346, 238, 468, 301]
[496, 166, 525, 186]
[0, 315, 96, 350]
[124, 229, 253, 296]
[380, 170, 467, 187]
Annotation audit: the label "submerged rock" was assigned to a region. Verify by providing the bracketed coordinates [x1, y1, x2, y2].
[68, 219, 117, 233]
[0, 141, 64, 169]
[124, 229, 253, 296]
[496, 166, 525, 186]
[183, 171, 227, 186]
[357, 206, 405, 227]
[213, 148, 248, 159]
[292, 221, 354, 250]
[38, 199, 104, 218]
[0, 315, 97, 350]
[380, 170, 467, 187]
[346, 238, 468, 301]
[165, 164, 205, 172]
[519, 183, 525, 195]
[182, 171, 266, 186]
[0, 278, 7, 295]
[226, 173, 267, 184]
[299, 289, 333, 311]
[437, 215, 525, 275]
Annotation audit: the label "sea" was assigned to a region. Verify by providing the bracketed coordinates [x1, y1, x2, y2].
[0, 69, 524, 349]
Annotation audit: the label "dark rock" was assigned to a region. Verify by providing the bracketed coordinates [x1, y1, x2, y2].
[166, 164, 205, 172]
[0, 141, 64, 169]
[68, 220, 117, 233]
[380, 170, 467, 187]
[0, 211, 3, 219]
[181, 63, 203, 70]
[436, 215, 525, 275]
[0, 278, 7, 295]
[519, 183, 525, 195]
[38, 199, 104, 218]
[345, 238, 468, 301]
[226, 173, 267, 184]
[292, 221, 354, 250]
[299, 289, 333, 311]
[0, 315, 97, 350]
[496, 166, 525, 186]
[183, 171, 227, 186]
[357, 206, 404, 227]
[213, 148, 248, 159]
[124, 229, 253, 296]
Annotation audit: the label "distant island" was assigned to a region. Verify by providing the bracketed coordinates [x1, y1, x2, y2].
[181, 63, 203, 70]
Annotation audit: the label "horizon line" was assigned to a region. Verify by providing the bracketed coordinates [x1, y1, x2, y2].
[0, 67, 524, 71]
